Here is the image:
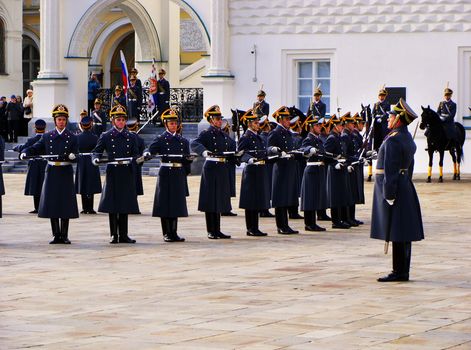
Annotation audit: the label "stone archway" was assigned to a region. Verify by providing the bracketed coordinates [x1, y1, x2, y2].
[67, 0, 161, 61]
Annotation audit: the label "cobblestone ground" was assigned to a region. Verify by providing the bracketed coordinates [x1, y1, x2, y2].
[1, 173, 470, 350]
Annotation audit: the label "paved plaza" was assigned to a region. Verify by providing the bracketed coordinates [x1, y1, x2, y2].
[1, 173, 470, 349]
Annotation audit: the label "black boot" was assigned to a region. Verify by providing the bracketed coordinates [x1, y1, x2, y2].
[80, 195, 87, 214]
[170, 218, 185, 242]
[276, 208, 298, 234]
[161, 218, 174, 242]
[221, 211, 237, 216]
[342, 206, 358, 227]
[109, 214, 119, 244]
[216, 213, 231, 239]
[30, 195, 40, 214]
[206, 212, 218, 239]
[246, 210, 267, 236]
[61, 219, 71, 244]
[317, 209, 331, 221]
[118, 214, 136, 243]
[378, 242, 410, 282]
[288, 206, 303, 219]
[88, 196, 96, 214]
[259, 209, 275, 218]
[304, 211, 326, 232]
[349, 205, 363, 225]
[331, 208, 350, 229]
[49, 218, 62, 244]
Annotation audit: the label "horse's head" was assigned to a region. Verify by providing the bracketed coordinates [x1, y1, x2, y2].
[360, 104, 371, 119]
[420, 105, 439, 130]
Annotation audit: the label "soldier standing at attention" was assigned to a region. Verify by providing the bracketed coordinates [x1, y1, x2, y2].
[352, 113, 366, 211]
[127, 118, 145, 198]
[91, 98, 108, 136]
[221, 118, 238, 217]
[237, 109, 270, 236]
[21, 105, 79, 244]
[371, 98, 424, 282]
[369, 86, 391, 181]
[258, 116, 275, 218]
[268, 106, 300, 235]
[144, 109, 190, 242]
[92, 105, 140, 244]
[191, 105, 233, 240]
[113, 85, 127, 107]
[306, 86, 326, 118]
[156, 69, 170, 122]
[253, 89, 270, 119]
[13, 119, 47, 213]
[299, 114, 327, 231]
[0, 135, 4, 218]
[316, 117, 331, 222]
[75, 114, 101, 214]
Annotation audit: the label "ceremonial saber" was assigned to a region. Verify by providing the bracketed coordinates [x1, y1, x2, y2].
[137, 110, 160, 134]
[95, 157, 134, 164]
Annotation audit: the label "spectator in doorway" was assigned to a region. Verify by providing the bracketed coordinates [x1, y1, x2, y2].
[0, 96, 7, 140]
[6, 95, 24, 142]
[23, 89, 34, 134]
[87, 73, 101, 112]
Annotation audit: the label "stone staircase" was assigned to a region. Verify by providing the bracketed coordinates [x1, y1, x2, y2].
[1, 123, 201, 176]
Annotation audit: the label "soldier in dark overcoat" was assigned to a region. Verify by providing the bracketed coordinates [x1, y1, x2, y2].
[267, 106, 300, 235]
[340, 112, 362, 226]
[306, 86, 326, 118]
[112, 85, 127, 107]
[237, 109, 270, 236]
[253, 89, 270, 119]
[288, 119, 305, 220]
[191, 105, 233, 239]
[316, 117, 331, 222]
[13, 119, 47, 213]
[352, 113, 366, 206]
[127, 75, 142, 121]
[21, 105, 79, 244]
[156, 69, 170, 119]
[127, 118, 145, 196]
[0, 135, 4, 218]
[75, 114, 101, 214]
[371, 98, 424, 282]
[91, 98, 108, 136]
[258, 116, 275, 218]
[144, 109, 190, 242]
[299, 115, 327, 231]
[221, 118, 238, 217]
[436, 86, 457, 142]
[371, 87, 391, 151]
[324, 115, 352, 229]
[92, 104, 139, 244]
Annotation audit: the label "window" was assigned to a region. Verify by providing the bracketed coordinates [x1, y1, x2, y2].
[22, 36, 40, 94]
[0, 20, 5, 74]
[297, 61, 331, 114]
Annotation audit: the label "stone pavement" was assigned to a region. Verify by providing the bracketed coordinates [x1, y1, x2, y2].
[1, 173, 470, 350]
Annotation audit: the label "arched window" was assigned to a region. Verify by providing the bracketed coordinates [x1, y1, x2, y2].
[0, 19, 5, 74]
[22, 36, 40, 94]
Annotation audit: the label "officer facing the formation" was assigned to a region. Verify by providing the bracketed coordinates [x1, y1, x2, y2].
[253, 89, 270, 119]
[191, 105, 233, 239]
[340, 112, 363, 226]
[127, 118, 145, 198]
[436, 86, 457, 142]
[91, 98, 108, 136]
[21, 105, 79, 244]
[92, 104, 140, 244]
[306, 86, 326, 118]
[324, 115, 352, 229]
[0, 135, 4, 218]
[75, 114, 102, 214]
[299, 114, 327, 232]
[371, 98, 424, 282]
[268, 106, 300, 235]
[237, 109, 270, 236]
[144, 109, 190, 242]
[13, 119, 47, 213]
[113, 85, 127, 107]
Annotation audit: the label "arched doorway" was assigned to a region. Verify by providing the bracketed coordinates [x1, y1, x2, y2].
[0, 19, 6, 74]
[109, 32, 135, 89]
[22, 36, 40, 94]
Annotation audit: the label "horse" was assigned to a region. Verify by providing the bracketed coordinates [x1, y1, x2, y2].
[360, 104, 375, 181]
[419, 106, 466, 182]
[231, 108, 247, 139]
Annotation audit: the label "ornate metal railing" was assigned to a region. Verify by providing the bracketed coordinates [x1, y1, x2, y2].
[96, 86, 203, 122]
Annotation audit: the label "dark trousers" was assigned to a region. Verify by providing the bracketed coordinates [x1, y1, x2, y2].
[205, 212, 221, 234]
[392, 242, 412, 277]
[245, 210, 259, 232]
[108, 213, 129, 238]
[81, 194, 95, 213]
[33, 195, 40, 211]
[8, 119, 19, 142]
[275, 207, 289, 229]
[50, 218, 69, 238]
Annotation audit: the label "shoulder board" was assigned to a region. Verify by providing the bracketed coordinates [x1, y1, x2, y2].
[389, 131, 398, 137]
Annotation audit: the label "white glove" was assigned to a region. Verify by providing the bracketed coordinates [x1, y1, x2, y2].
[335, 163, 343, 170]
[281, 151, 287, 157]
[92, 158, 100, 166]
[143, 151, 151, 158]
[309, 147, 317, 155]
[202, 150, 210, 158]
[335, 154, 342, 160]
[68, 153, 76, 161]
[386, 199, 395, 206]
[440, 116, 446, 121]
[271, 147, 281, 154]
[20, 153, 27, 160]
[366, 150, 373, 157]
[247, 158, 255, 164]
[347, 165, 354, 173]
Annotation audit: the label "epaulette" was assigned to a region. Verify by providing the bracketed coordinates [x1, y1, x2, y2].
[389, 131, 398, 137]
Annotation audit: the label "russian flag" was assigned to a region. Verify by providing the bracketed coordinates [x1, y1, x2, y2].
[119, 50, 129, 95]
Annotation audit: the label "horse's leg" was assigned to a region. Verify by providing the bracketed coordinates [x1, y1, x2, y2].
[450, 148, 457, 180]
[427, 148, 433, 183]
[457, 145, 462, 180]
[367, 159, 373, 182]
[438, 150, 444, 183]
